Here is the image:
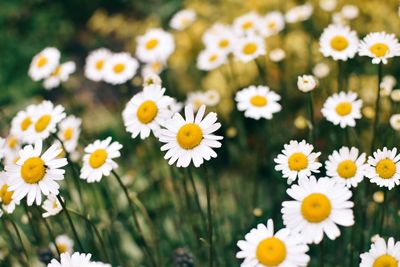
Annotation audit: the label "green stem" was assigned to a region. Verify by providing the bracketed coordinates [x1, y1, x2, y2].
[370, 63, 383, 153]
[379, 190, 387, 235]
[37, 208, 61, 258]
[8, 218, 30, 266]
[204, 171, 214, 267]
[186, 168, 207, 231]
[111, 170, 158, 267]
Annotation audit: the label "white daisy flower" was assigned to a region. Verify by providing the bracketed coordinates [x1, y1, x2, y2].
[6, 141, 67, 206]
[269, 48, 286, 62]
[341, 5, 359, 20]
[168, 98, 184, 114]
[360, 237, 400, 267]
[186, 91, 207, 111]
[84, 48, 112, 82]
[274, 140, 322, 184]
[256, 11, 285, 38]
[312, 62, 330, 78]
[321, 91, 362, 128]
[325, 146, 367, 188]
[103, 52, 139, 85]
[319, 24, 359, 61]
[141, 60, 166, 77]
[366, 147, 400, 190]
[0, 138, 4, 160]
[235, 85, 281, 120]
[50, 235, 74, 255]
[143, 73, 162, 87]
[358, 32, 400, 64]
[0, 172, 19, 214]
[136, 28, 175, 63]
[42, 194, 63, 218]
[233, 34, 266, 63]
[48, 252, 92, 267]
[80, 137, 122, 183]
[319, 0, 337, 12]
[204, 90, 220, 107]
[197, 48, 227, 71]
[232, 11, 261, 36]
[57, 116, 82, 153]
[10, 104, 37, 143]
[25, 101, 66, 144]
[28, 47, 60, 81]
[390, 114, 400, 131]
[297, 75, 318, 93]
[282, 176, 355, 244]
[391, 89, 400, 102]
[380, 75, 396, 96]
[44, 61, 76, 90]
[170, 9, 196, 30]
[122, 84, 173, 139]
[285, 4, 313, 24]
[90, 262, 112, 267]
[236, 219, 310, 267]
[2, 135, 21, 166]
[159, 105, 223, 168]
[202, 24, 237, 55]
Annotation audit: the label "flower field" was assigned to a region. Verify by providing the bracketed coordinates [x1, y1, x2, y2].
[1, 0, 400, 266]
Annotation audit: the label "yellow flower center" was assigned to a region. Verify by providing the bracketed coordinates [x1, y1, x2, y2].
[219, 39, 229, 48]
[95, 59, 104, 70]
[151, 61, 162, 72]
[373, 254, 398, 267]
[63, 127, 74, 141]
[36, 55, 48, 68]
[136, 100, 158, 124]
[113, 63, 125, 74]
[376, 159, 396, 179]
[242, 43, 258, 55]
[89, 149, 108, 169]
[250, 95, 268, 107]
[146, 39, 159, 50]
[242, 21, 253, 30]
[177, 123, 203, 149]
[337, 160, 357, 179]
[256, 237, 287, 266]
[288, 152, 308, 171]
[369, 43, 389, 57]
[7, 136, 18, 149]
[52, 66, 62, 76]
[267, 21, 277, 30]
[21, 157, 46, 184]
[301, 193, 332, 223]
[335, 102, 352, 116]
[35, 115, 52, 133]
[330, 35, 349, 51]
[56, 244, 68, 254]
[208, 54, 218, 62]
[21, 117, 32, 131]
[0, 185, 13, 206]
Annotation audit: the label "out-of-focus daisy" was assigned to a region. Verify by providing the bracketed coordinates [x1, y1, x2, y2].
[360, 237, 400, 267]
[358, 32, 400, 64]
[10, 104, 37, 143]
[390, 114, 400, 131]
[136, 28, 175, 63]
[168, 98, 184, 114]
[325, 146, 367, 188]
[257, 11, 285, 38]
[285, 4, 313, 24]
[366, 147, 400, 190]
[186, 91, 207, 111]
[80, 137, 122, 183]
[6, 141, 67, 206]
[159, 105, 223, 168]
[0, 172, 18, 214]
[313, 62, 330, 78]
[235, 85, 281, 120]
[297, 75, 318, 93]
[122, 84, 172, 139]
[50, 235, 74, 255]
[236, 219, 310, 267]
[25, 101, 66, 144]
[319, 24, 359, 61]
[232, 12, 260, 36]
[282, 176, 354, 244]
[44, 61, 76, 90]
[202, 23, 236, 54]
[170, 9, 196, 30]
[233, 35, 266, 63]
[103, 52, 139, 85]
[28, 47, 60, 81]
[48, 252, 92, 267]
[274, 140, 322, 184]
[143, 73, 162, 87]
[332, 12, 346, 26]
[380, 75, 396, 96]
[391, 89, 400, 102]
[341, 5, 359, 20]
[84, 48, 112, 82]
[42, 194, 63, 218]
[142, 60, 166, 77]
[319, 0, 337, 12]
[321, 91, 362, 128]
[269, 48, 286, 62]
[197, 48, 227, 71]
[57, 116, 81, 153]
[203, 90, 220, 107]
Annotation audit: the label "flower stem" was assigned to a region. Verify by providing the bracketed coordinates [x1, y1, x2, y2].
[7, 218, 30, 266]
[370, 63, 383, 153]
[186, 168, 207, 231]
[36, 206, 61, 258]
[56, 195, 83, 251]
[379, 190, 387, 235]
[111, 170, 158, 267]
[319, 239, 324, 267]
[204, 171, 214, 267]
